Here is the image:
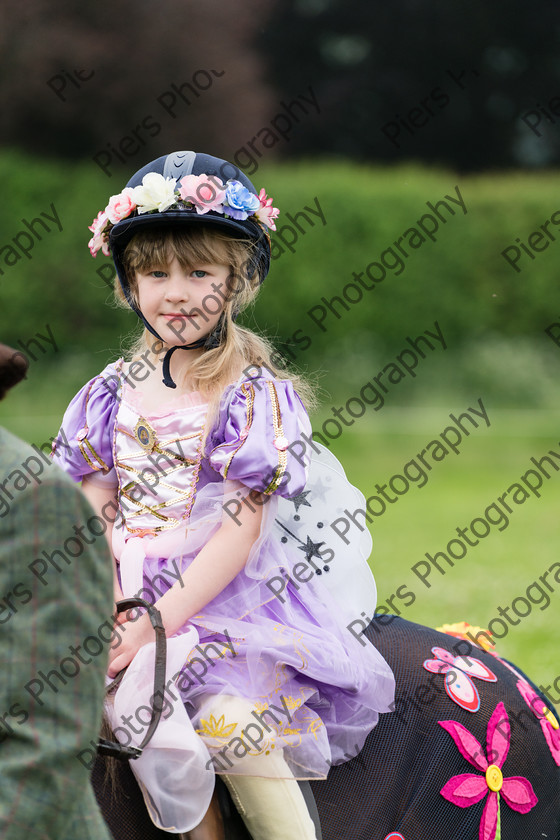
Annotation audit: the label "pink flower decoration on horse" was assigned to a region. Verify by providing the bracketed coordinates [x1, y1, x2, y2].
[440, 702, 537, 840]
[516, 679, 560, 766]
[423, 646, 497, 712]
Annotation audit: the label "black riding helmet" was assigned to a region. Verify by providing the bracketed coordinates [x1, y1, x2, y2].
[93, 150, 275, 387]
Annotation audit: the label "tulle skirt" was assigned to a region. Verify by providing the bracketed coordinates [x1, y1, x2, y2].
[109, 446, 395, 831]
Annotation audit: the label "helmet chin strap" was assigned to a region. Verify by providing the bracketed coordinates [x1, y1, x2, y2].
[161, 340, 205, 389]
[160, 313, 227, 387]
[160, 312, 228, 387]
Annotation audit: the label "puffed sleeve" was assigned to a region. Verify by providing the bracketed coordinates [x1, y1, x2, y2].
[51, 360, 122, 483]
[207, 374, 313, 498]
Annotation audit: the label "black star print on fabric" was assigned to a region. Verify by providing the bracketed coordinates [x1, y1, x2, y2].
[299, 535, 325, 561]
[289, 490, 312, 513]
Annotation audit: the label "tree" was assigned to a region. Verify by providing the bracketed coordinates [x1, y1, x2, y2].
[259, 0, 560, 170]
[0, 0, 274, 169]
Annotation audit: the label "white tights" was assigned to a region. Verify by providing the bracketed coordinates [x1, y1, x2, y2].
[200, 695, 318, 840]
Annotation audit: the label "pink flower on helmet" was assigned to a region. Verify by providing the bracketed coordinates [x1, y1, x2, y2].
[255, 188, 280, 230]
[88, 232, 110, 257]
[87, 210, 110, 257]
[178, 174, 226, 214]
[88, 209, 108, 236]
[440, 702, 537, 840]
[105, 188, 137, 224]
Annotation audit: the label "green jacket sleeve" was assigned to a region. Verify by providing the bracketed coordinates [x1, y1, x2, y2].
[0, 459, 113, 840]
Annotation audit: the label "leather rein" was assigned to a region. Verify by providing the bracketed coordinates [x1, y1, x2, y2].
[97, 597, 167, 761]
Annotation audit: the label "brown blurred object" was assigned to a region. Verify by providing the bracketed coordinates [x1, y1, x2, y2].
[0, 343, 28, 400]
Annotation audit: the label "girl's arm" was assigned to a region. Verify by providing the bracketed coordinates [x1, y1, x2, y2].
[81, 474, 124, 604]
[108, 487, 264, 676]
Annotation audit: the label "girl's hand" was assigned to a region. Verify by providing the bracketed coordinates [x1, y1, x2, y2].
[108, 611, 154, 677]
[113, 600, 138, 626]
[113, 608, 128, 626]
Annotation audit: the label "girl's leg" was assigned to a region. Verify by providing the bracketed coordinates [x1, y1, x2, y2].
[222, 767, 318, 840]
[199, 695, 318, 840]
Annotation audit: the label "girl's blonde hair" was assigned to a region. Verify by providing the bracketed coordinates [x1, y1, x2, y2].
[115, 226, 317, 424]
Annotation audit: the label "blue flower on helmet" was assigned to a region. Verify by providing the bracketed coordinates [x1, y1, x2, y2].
[223, 180, 261, 220]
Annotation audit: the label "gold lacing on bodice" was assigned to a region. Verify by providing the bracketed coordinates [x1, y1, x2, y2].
[114, 398, 207, 536]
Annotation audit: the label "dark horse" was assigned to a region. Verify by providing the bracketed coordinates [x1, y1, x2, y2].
[92, 617, 560, 840]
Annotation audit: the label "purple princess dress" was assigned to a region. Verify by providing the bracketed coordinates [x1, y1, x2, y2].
[54, 361, 395, 831]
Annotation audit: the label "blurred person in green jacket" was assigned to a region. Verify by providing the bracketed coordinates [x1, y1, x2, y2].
[0, 342, 113, 840]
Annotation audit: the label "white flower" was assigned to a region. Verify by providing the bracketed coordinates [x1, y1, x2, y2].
[132, 173, 178, 214]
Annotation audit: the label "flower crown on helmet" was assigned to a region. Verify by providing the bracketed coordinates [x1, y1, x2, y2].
[88, 171, 279, 258]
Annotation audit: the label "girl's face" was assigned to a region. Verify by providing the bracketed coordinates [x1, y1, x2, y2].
[135, 256, 230, 348]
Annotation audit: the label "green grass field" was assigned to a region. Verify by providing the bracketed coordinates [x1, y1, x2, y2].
[322, 407, 560, 699]
[2, 359, 559, 703]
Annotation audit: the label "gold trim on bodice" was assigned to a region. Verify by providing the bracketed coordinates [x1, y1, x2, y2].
[115, 398, 207, 535]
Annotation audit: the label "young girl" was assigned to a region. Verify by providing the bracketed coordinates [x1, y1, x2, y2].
[55, 151, 395, 840]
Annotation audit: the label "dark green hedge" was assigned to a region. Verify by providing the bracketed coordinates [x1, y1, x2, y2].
[2, 149, 559, 404]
